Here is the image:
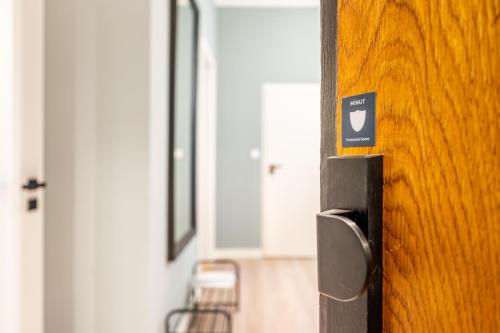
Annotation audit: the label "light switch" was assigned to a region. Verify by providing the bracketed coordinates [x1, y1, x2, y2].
[249, 148, 261, 160]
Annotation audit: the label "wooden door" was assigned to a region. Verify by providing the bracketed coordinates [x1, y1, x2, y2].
[320, 0, 499, 331]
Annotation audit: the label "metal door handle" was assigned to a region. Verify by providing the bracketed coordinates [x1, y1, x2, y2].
[22, 178, 46, 190]
[317, 209, 372, 302]
[268, 164, 282, 175]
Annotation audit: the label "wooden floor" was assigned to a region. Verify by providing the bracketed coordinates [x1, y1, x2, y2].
[233, 259, 318, 333]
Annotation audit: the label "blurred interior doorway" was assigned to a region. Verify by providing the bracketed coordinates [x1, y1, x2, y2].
[261, 83, 320, 258]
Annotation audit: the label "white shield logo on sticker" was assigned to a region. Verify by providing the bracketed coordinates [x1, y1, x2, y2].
[350, 109, 366, 132]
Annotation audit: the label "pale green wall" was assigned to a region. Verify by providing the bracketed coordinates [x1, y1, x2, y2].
[197, 0, 217, 53]
[216, 8, 320, 248]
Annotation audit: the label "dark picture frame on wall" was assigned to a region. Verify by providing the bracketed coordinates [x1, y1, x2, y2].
[167, 0, 199, 261]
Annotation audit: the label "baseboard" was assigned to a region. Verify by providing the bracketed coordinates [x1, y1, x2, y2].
[211, 248, 263, 259]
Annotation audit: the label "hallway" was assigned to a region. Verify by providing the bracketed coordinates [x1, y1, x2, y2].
[3, 0, 498, 332]
[234, 259, 318, 333]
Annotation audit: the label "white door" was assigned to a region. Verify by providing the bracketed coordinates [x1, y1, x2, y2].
[262, 84, 320, 257]
[197, 38, 217, 259]
[0, 0, 45, 332]
[0, 1, 17, 331]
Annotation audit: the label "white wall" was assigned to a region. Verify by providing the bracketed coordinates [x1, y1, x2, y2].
[73, 1, 97, 331]
[46, 0, 151, 331]
[44, 0, 216, 332]
[148, 0, 209, 331]
[94, 0, 151, 331]
[45, 0, 100, 330]
[148, 0, 219, 328]
[45, 0, 77, 331]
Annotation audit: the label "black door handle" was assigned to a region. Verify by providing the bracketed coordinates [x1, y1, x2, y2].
[268, 163, 282, 175]
[317, 209, 373, 302]
[22, 178, 47, 190]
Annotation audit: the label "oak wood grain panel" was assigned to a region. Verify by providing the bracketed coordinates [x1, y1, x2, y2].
[330, 0, 500, 331]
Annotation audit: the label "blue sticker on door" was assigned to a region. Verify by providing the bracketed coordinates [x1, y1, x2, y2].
[342, 92, 376, 147]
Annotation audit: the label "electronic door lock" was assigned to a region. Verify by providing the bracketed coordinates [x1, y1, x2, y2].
[316, 155, 383, 332]
[317, 208, 372, 302]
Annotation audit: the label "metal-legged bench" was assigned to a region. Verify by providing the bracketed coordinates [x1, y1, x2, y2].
[166, 260, 240, 333]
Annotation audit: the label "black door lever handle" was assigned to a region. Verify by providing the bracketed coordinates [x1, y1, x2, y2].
[22, 178, 47, 190]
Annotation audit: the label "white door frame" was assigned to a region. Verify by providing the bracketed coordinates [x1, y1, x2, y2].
[0, 0, 45, 332]
[197, 37, 217, 259]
